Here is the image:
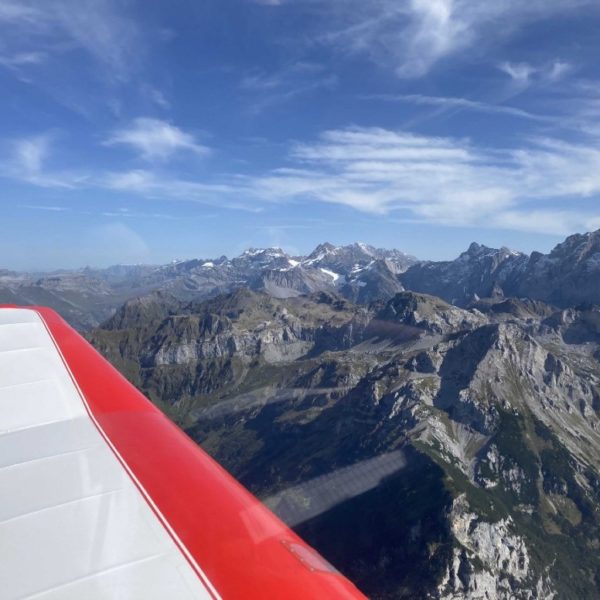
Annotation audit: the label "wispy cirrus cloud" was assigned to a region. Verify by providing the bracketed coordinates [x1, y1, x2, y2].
[365, 93, 553, 123]
[0, 2, 39, 25]
[1, 132, 229, 205]
[0, 0, 142, 81]
[498, 61, 538, 85]
[250, 127, 513, 215]
[94, 207, 181, 221]
[22, 204, 68, 212]
[102, 169, 258, 211]
[0, 0, 175, 125]
[4, 134, 85, 188]
[247, 126, 600, 234]
[6, 123, 600, 236]
[547, 60, 572, 81]
[240, 62, 337, 113]
[0, 51, 46, 71]
[15, 136, 49, 173]
[499, 59, 572, 87]
[104, 118, 211, 161]
[240, 62, 326, 91]
[310, 0, 597, 78]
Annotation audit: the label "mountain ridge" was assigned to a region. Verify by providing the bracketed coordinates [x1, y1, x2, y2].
[5, 229, 600, 329]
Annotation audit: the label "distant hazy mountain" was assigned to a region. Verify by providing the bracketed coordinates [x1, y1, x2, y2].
[0, 242, 417, 329]
[7, 229, 600, 330]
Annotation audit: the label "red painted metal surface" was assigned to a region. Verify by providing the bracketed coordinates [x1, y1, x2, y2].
[34, 307, 366, 600]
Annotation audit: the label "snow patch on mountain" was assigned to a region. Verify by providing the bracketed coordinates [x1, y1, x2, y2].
[320, 268, 341, 282]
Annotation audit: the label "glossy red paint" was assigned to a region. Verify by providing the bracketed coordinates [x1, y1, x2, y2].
[34, 307, 366, 600]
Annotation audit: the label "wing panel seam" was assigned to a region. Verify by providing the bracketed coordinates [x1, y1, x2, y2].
[33, 309, 222, 600]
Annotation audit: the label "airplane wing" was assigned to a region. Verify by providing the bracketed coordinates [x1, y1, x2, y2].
[0, 305, 366, 599]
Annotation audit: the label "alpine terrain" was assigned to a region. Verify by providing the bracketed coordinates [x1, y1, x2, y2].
[85, 229, 600, 599]
[0, 243, 415, 329]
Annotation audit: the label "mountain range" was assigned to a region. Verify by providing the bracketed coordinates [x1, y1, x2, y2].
[5, 229, 600, 330]
[0, 242, 415, 329]
[401, 231, 600, 308]
[7, 230, 600, 597]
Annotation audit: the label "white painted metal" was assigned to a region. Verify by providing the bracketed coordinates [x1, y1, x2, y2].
[0, 309, 214, 600]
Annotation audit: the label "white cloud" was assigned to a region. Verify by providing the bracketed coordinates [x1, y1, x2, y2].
[491, 209, 600, 236]
[547, 59, 572, 81]
[14, 136, 48, 173]
[0, 0, 142, 80]
[4, 135, 83, 188]
[313, 0, 597, 78]
[0, 51, 46, 69]
[104, 118, 211, 161]
[0, 2, 39, 24]
[103, 169, 254, 210]
[499, 61, 537, 84]
[6, 124, 600, 237]
[248, 76, 337, 114]
[142, 85, 170, 109]
[240, 63, 336, 113]
[241, 62, 327, 91]
[247, 126, 600, 234]
[498, 59, 572, 86]
[250, 128, 513, 215]
[22, 204, 67, 212]
[393, 0, 471, 78]
[363, 93, 553, 122]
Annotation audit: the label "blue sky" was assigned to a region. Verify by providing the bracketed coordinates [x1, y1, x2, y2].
[2, 0, 600, 269]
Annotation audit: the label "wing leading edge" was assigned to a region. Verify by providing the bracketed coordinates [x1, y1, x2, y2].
[0, 306, 366, 599]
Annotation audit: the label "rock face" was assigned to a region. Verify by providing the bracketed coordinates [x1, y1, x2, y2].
[375, 291, 485, 335]
[439, 496, 555, 600]
[516, 230, 600, 306]
[400, 229, 600, 309]
[400, 243, 528, 306]
[88, 288, 600, 600]
[340, 259, 405, 305]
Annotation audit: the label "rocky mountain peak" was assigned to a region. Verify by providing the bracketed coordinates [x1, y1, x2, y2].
[375, 291, 484, 336]
[242, 247, 287, 258]
[352, 241, 376, 254]
[549, 229, 600, 263]
[466, 241, 484, 255]
[307, 242, 337, 259]
[103, 290, 179, 330]
[460, 242, 520, 262]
